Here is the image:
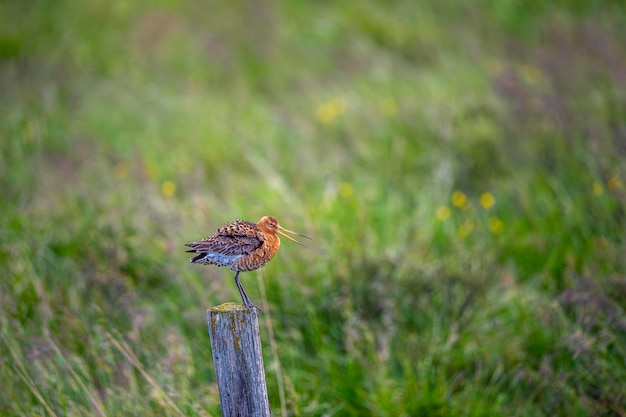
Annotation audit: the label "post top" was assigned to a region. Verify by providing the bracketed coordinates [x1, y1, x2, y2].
[208, 302, 250, 313]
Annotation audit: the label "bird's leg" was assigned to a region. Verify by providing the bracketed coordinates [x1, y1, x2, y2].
[234, 272, 262, 313]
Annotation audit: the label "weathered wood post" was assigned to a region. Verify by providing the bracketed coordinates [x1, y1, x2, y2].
[207, 303, 270, 417]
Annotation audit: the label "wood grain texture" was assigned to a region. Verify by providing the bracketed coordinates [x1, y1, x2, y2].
[207, 303, 270, 417]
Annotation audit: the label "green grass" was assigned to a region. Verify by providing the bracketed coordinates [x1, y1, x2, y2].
[1, 0, 626, 416]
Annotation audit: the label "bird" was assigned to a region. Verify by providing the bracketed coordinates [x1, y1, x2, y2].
[185, 216, 310, 312]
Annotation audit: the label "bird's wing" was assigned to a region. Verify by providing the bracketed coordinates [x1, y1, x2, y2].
[185, 234, 262, 257]
[185, 219, 263, 257]
[215, 219, 259, 237]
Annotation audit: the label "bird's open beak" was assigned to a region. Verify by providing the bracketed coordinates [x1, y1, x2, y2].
[277, 226, 311, 248]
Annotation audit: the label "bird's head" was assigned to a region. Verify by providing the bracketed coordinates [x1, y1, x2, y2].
[257, 216, 310, 247]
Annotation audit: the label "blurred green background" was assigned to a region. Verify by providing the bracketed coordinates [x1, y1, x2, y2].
[1, 0, 625, 416]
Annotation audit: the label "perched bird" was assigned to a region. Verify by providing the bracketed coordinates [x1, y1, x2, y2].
[185, 216, 310, 312]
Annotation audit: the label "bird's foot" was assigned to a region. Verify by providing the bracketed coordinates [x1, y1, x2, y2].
[243, 301, 263, 314]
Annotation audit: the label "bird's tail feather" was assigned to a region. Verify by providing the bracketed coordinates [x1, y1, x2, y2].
[188, 251, 207, 263]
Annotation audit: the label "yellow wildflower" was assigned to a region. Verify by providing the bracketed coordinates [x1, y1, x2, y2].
[451, 191, 467, 208]
[162, 180, 176, 197]
[608, 175, 623, 192]
[488, 217, 504, 234]
[338, 182, 354, 198]
[480, 192, 495, 209]
[436, 206, 451, 221]
[316, 97, 346, 124]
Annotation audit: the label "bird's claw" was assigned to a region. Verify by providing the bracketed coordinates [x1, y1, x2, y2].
[244, 302, 263, 314]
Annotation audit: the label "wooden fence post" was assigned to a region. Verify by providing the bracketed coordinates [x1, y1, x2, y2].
[207, 303, 270, 417]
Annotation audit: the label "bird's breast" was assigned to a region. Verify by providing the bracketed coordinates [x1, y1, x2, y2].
[231, 237, 280, 272]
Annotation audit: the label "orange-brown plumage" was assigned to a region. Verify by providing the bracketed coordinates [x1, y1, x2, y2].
[185, 216, 309, 311]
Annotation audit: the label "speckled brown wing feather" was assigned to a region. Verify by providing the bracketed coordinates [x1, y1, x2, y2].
[185, 235, 262, 257]
[185, 219, 263, 258]
[215, 219, 259, 237]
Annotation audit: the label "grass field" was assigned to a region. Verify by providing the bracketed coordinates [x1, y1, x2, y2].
[1, 0, 626, 416]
